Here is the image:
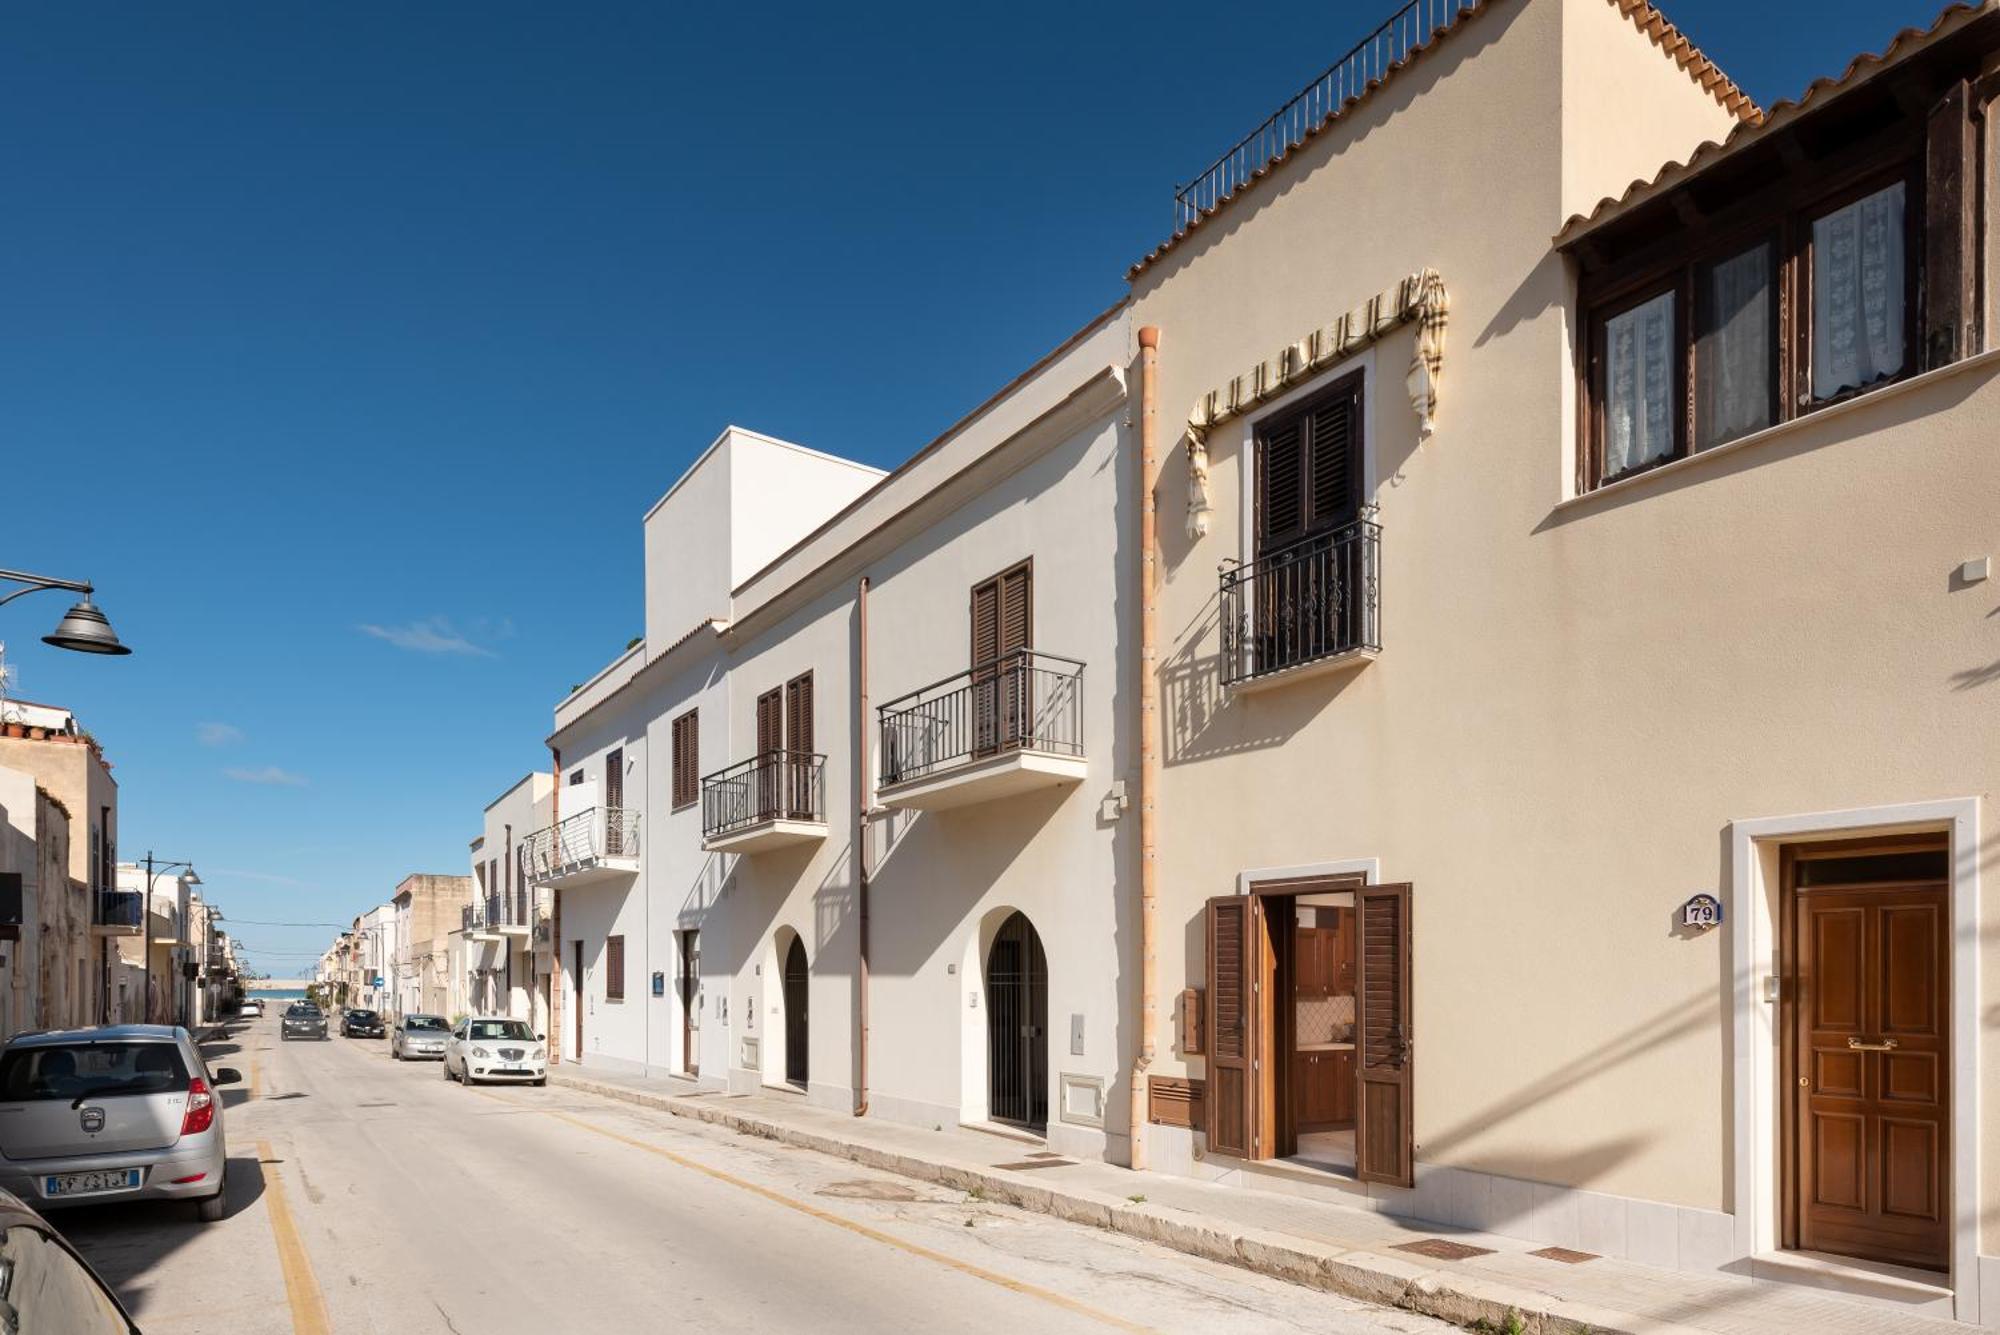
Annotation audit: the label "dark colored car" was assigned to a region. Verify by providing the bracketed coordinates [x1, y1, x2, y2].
[280, 1004, 327, 1042]
[0, 1185, 139, 1331]
[340, 1009, 384, 1039]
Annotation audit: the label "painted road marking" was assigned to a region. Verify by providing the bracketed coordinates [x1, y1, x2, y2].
[257, 1139, 330, 1335]
[478, 1091, 1154, 1333]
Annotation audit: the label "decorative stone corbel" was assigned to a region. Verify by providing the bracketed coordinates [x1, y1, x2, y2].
[1185, 427, 1212, 540]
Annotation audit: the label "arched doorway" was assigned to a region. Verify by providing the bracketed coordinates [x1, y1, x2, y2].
[782, 936, 808, 1090]
[985, 911, 1047, 1132]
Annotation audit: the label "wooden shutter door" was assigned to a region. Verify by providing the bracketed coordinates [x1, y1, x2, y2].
[755, 688, 783, 818]
[971, 575, 1001, 755]
[1205, 895, 1258, 1158]
[998, 564, 1031, 747]
[604, 748, 625, 854]
[1355, 882, 1414, 1187]
[785, 673, 814, 818]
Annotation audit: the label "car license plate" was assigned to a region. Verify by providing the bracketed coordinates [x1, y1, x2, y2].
[47, 1169, 141, 1197]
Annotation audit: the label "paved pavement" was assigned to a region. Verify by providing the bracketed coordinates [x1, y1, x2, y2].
[53, 1017, 1453, 1334]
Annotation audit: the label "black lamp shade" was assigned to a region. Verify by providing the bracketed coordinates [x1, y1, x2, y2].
[42, 597, 131, 655]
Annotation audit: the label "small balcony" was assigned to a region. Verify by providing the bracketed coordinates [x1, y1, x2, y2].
[876, 649, 1086, 811]
[1219, 518, 1380, 690]
[700, 751, 828, 854]
[521, 806, 640, 889]
[91, 890, 143, 937]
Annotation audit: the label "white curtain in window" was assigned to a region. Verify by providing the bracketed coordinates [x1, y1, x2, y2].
[1696, 244, 1772, 450]
[1604, 290, 1675, 477]
[1813, 182, 1905, 400]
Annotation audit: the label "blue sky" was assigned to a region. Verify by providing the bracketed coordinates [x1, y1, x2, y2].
[0, 0, 1932, 975]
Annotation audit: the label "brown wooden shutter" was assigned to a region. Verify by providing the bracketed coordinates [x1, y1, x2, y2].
[785, 673, 815, 818]
[1204, 895, 1257, 1158]
[755, 688, 783, 818]
[1924, 80, 1975, 369]
[1257, 417, 1303, 545]
[605, 935, 625, 1001]
[1354, 882, 1414, 1187]
[971, 578, 999, 667]
[998, 564, 1031, 656]
[672, 709, 698, 809]
[604, 748, 623, 810]
[1308, 384, 1360, 528]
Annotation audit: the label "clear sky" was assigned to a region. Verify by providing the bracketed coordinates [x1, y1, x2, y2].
[0, 0, 1936, 975]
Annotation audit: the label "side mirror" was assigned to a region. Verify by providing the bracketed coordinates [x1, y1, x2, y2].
[537, 1033, 546, 1042]
[212, 1068, 242, 1086]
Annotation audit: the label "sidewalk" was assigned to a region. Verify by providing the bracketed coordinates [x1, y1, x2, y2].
[549, 1063, 1963, 1335]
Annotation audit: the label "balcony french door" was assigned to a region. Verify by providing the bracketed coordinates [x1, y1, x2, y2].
[971, 562, 1032, 757]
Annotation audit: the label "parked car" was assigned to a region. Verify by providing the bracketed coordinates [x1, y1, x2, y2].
[0, 1186, 140, 1331]
[237, 999, 263, 1020]
[340, 1009, 384, 1039]
[390, 1014, 449, 1061]
[280, 1004, 327, 1042]
[443, 1017, 547, 1086]
[0, 1025, 239, 1224]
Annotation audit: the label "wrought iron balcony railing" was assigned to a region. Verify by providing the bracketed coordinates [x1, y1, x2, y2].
[94, 890, 143, 930]
[1220, 518, 1380, 686]
[1172, 0, 1477, 233]
[701, 751, 826, 839]
[878, 649, 1084, 788]
[520, 806, 641, 883]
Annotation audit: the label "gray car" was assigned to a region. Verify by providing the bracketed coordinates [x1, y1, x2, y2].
[390, 1014, 449, 1061]
[0, 1026, 239, 1222]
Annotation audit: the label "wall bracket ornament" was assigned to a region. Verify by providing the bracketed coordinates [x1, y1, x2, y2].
[1181, 268, 1447, 540]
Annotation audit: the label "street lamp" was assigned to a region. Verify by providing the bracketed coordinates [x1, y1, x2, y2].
[139, 855, 197, 1027]
[0, 568, 131, 655]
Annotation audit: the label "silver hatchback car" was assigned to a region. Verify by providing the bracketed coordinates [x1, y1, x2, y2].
[0, 1026, 239, 1222]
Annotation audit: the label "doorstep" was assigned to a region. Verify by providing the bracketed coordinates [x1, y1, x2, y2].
[547, 1066, 1968, 1335]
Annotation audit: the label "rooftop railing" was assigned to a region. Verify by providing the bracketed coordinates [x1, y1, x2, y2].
[702, 751, 826, 839]
[1172, 0, 1478, 233]
[878, 649, 1084, 788]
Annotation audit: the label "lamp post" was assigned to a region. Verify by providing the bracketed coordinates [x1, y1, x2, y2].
[139, 854, 197, 1027]
[0, 569, 132, 655]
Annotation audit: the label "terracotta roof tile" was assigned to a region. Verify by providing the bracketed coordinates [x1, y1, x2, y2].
[1558, 1, 1996, 244]
[1129, 0, 1754, 280]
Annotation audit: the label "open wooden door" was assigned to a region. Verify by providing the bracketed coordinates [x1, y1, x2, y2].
[1205, 894, 1263, 1158]
[1354, 883, 1413, 1187]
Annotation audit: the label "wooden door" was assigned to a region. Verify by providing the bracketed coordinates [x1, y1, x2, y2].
[755, 688, 783, 820]
[1354, 883, 1413, 1187]
[571, 940, 584, 1057]
[1204, 895, 1260, 1158]
[784, 673, 814, 818]
[1792, 877, 1949, 1270]
[971, 562, 1032, 755]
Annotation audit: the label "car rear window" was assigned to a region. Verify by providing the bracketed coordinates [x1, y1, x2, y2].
[0, 1043, 190, 1102]
[405, 1017, 447, 1031]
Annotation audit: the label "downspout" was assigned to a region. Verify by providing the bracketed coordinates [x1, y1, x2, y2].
[1129, 326, 1161, 1170]
[548, 745, 562, 1062]
[854, 574, 871, 1116]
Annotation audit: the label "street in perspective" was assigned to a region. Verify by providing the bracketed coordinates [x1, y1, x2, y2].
[4, 0, 1999, 1331]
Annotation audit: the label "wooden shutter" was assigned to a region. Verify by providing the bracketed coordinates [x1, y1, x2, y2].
[1204, 895, 1257, 1158]
[672, 709, 698, 809]
[971, 578, 1000, 667]
[605, 748, 624, 810]
[1257, 417, 1303, 545]
[1256, 373, 1364, 551]
[755, 688, 783, 819]
[606, 935, 625, 1001]
[998, 565, 1031, 656]
[1354, 882, 1414, 1187]
[785, 672, 815, 818]
[1308, 385, 1360, 527]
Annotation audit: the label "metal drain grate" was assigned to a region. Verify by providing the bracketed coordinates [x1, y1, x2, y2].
[1528, 1246, 1598, 1264]
[1391, 1237, 1495, 1261]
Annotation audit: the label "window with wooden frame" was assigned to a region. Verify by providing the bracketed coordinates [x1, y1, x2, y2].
[1254, 373, 1363, 555]
[605, 935, 625, 1002]
[1580, 156, 1925, 491]
[671, 709, 698, 810]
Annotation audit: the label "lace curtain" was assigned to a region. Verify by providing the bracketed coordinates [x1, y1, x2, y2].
[1696, 243, 1773, 450]
[1813, 182, 1905, 400]
[1604, 290, 1676, 477]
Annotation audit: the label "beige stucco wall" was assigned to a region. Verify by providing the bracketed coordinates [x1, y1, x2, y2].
[1126, 0, 1990, 1231]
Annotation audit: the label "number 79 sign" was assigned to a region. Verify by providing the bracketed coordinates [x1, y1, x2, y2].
[1681, 893, 1723, 930]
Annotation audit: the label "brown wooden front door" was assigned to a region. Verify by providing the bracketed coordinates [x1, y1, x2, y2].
[1354, 883, 1414, 1188]
[1790, 852, 1949, 1271]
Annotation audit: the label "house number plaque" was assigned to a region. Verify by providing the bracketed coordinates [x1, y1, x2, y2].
[1680, 893, 1723, 930]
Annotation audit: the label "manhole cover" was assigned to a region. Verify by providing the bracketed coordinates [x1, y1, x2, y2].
[816, 1180, 922, 1202]
[1529, 1246, 1598, 1265]
[1391, 1237, 1495, 1262]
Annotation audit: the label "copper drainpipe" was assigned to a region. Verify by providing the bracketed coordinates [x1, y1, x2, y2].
[547, 745, 562, 1063]
[1130, 325, 1161, 1170]
[854, 574, 872, 1116]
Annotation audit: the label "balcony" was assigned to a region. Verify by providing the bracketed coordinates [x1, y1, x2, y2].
[701, 751, 827, 854]
[1219, 519, 1380, 690]
[91, 890, 143, 936]
[521, 806, 640, 889]
[876, 649, 1086, 811]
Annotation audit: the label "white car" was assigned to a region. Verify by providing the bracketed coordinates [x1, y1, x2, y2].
[443, 1017, 547, 1087]
[237, 1000, 263, 1020]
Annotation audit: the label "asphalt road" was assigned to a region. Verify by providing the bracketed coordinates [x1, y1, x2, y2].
[54, 1017, 1453, 1334]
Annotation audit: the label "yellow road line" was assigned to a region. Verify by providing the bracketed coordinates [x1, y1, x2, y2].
[257, 1139, 330, 1335]
[481, 1092, 1152, 1333]
[248, 1060, 261, 1101]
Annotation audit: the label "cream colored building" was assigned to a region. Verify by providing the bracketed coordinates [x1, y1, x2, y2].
[1123, 0, 2000, 1322]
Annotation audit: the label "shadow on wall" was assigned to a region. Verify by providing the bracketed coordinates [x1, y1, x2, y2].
[1158, 592, 1349, 765]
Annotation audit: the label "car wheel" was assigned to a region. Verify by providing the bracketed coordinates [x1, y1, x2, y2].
[533, 1078, 547, 1087]
[196, 1184, 226, 1223]
[443, 1060, 454, 1081]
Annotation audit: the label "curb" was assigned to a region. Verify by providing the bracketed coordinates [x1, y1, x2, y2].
[548, 1070, 1627, 1335]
